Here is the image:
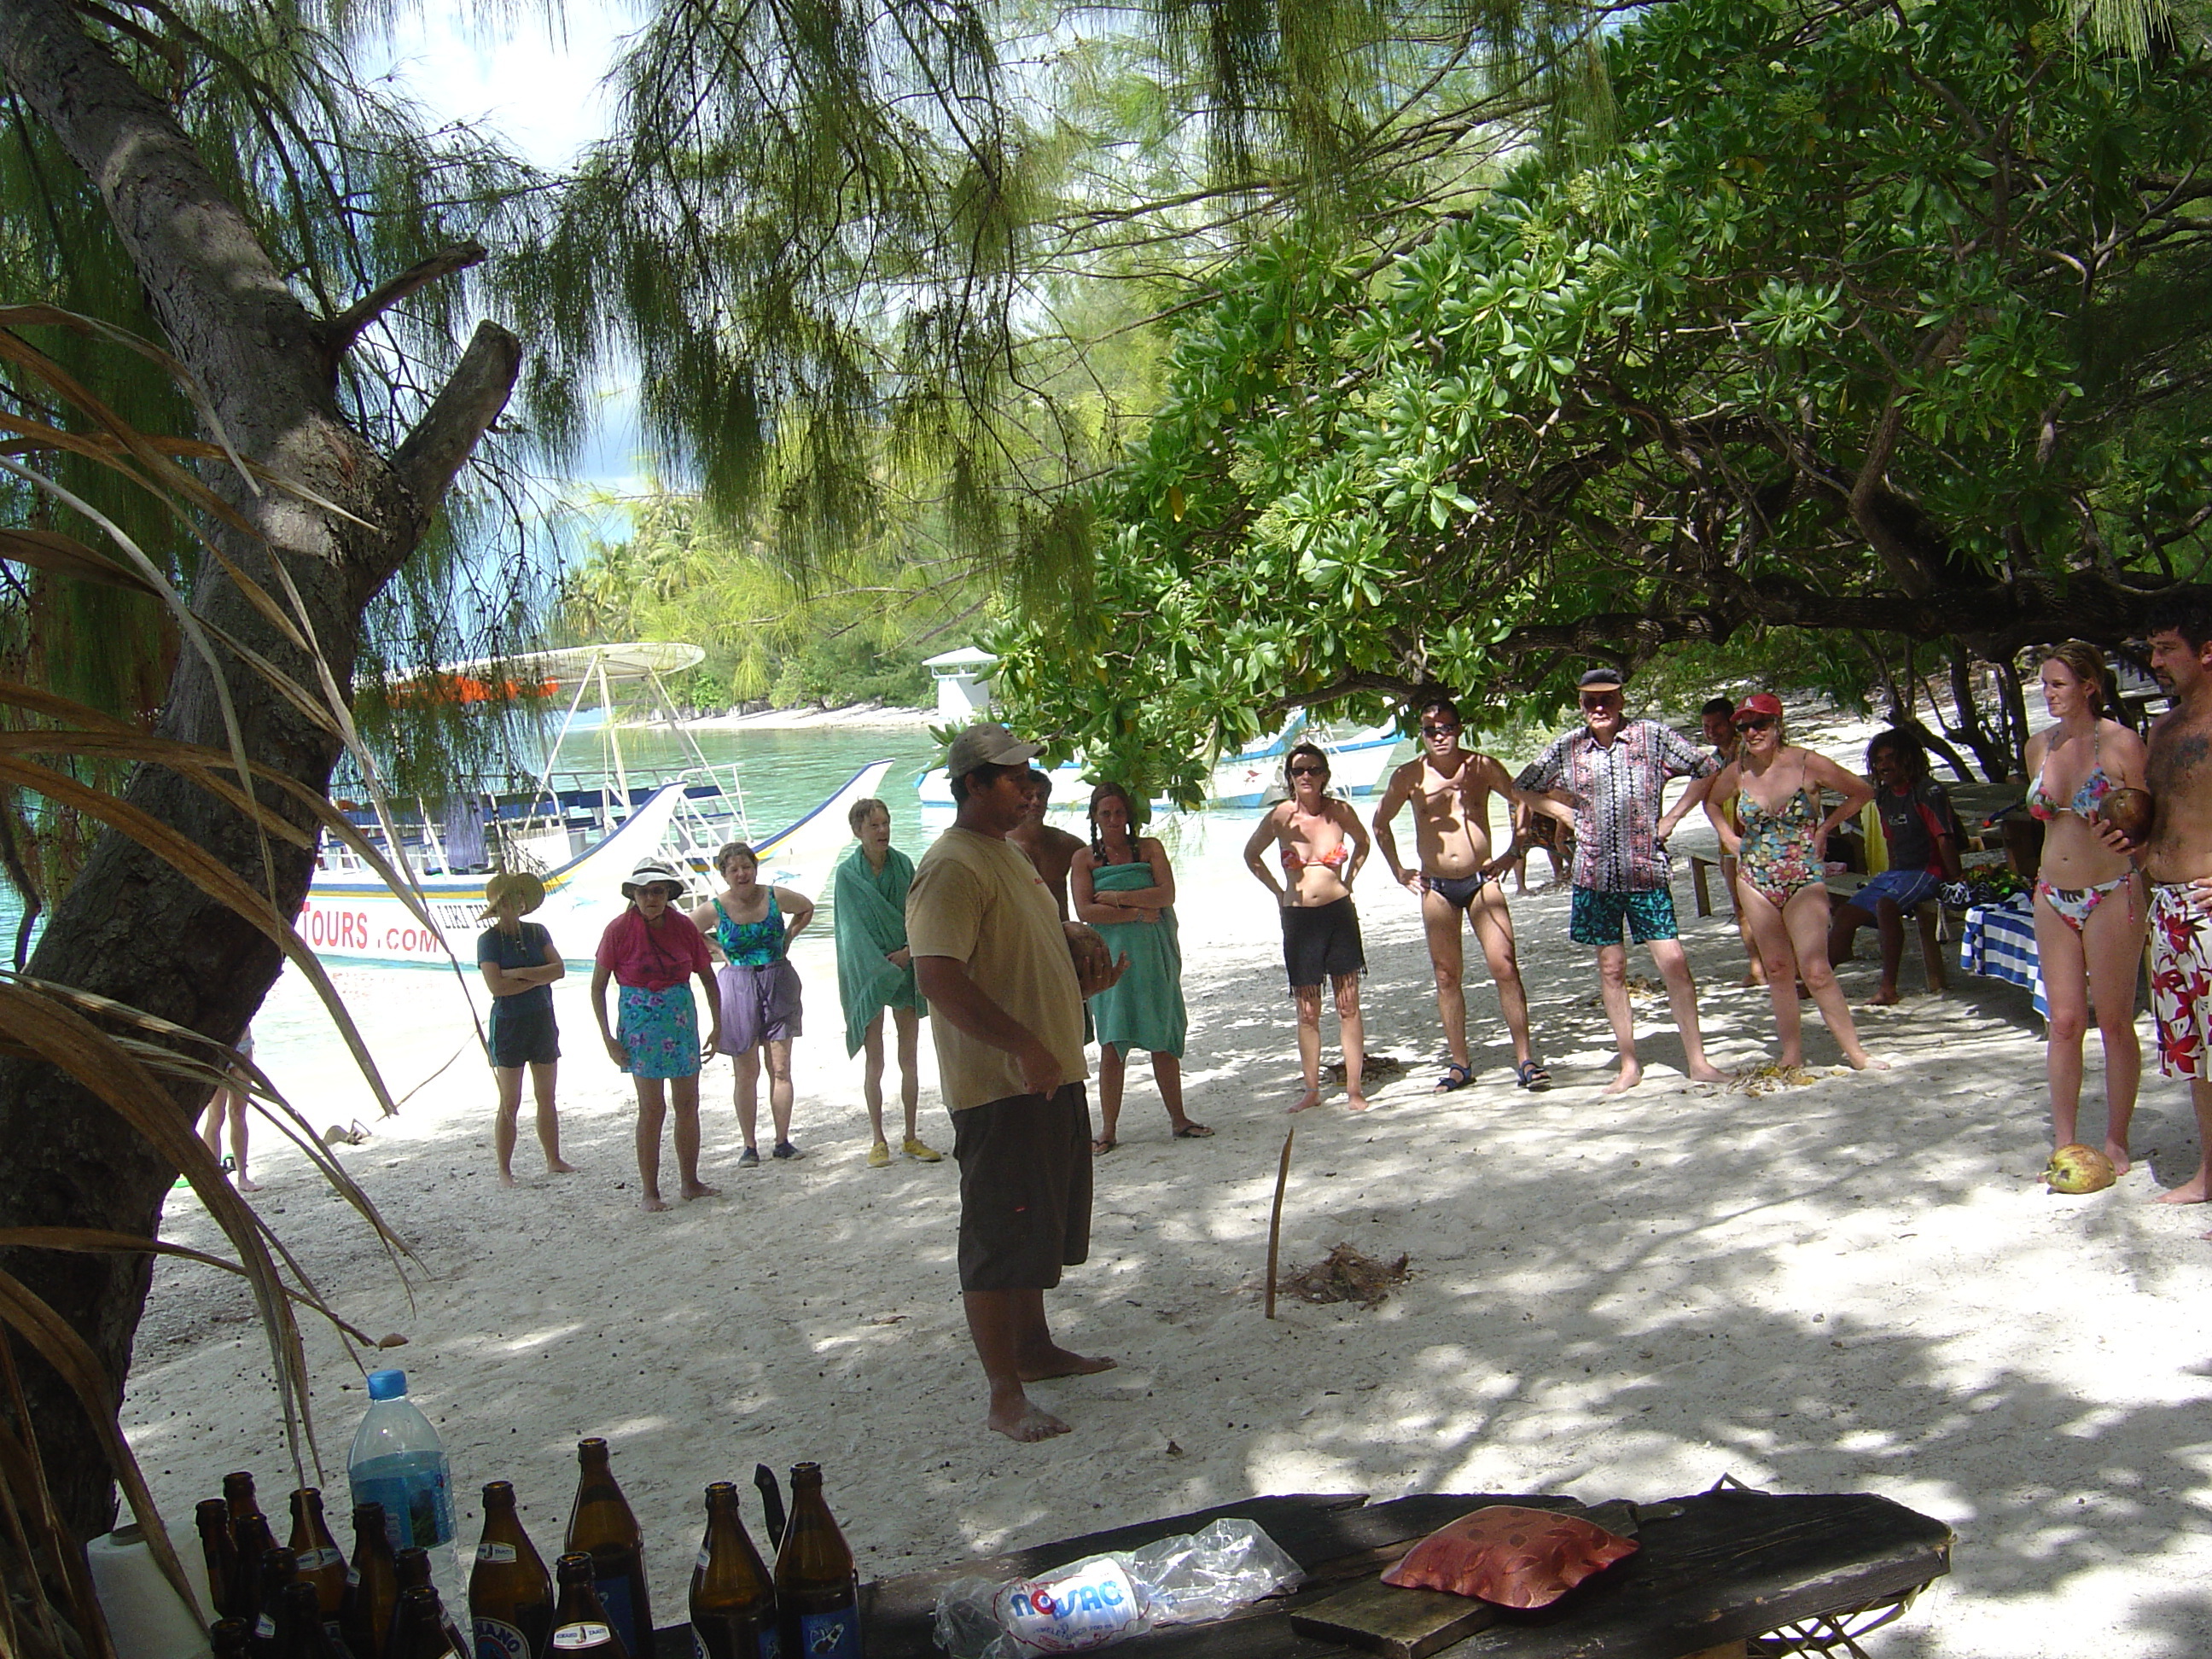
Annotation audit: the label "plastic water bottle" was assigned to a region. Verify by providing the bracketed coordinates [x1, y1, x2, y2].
[347, 1370, 454, 1552]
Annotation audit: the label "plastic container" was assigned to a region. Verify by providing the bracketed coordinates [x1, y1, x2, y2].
[346, 1370, 454, 1551]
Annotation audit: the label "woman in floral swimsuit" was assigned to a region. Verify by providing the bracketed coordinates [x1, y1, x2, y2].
[1703, 694, 1880, 1071]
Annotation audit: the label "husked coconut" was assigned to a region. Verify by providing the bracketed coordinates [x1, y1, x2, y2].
[2046, 1143, 2116, 1194]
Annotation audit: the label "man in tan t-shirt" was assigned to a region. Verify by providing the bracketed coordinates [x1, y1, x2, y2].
[909, 722, 1125, 1441]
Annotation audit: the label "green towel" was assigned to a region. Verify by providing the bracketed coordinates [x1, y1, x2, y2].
[834, 844, 925, 1056]
[1089, 859, 1187, 1058]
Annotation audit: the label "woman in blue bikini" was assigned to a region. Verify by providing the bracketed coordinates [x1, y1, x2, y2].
[1703, 694, 1879, 1070]
[2025, 642, 2149, 1170]
[691, 842, 815, 1164]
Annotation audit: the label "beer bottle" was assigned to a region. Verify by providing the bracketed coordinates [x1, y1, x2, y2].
[212, 1618, 252, 1659]
[389, 1588, 468, 1659]
[470, 1481, 553, 1659]
[291, 1488, 351, 1644]
[689, 1484, 776, 1659]
[392, 1548, 472, 1659]
[228, 1473, 282, 1623]
[248, 1549, 301, 1659]
[771, 1465, 859, 1659]
[342, 1503, 401, 1659]
[198, 1499, 241, 1621]
[564, 1441, 653, 1659]
[282, 1580, 351, 1659]
[549, 1553, 629, 1659]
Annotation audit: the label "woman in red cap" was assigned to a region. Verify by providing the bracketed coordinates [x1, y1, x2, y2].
[1703, 695, 1883, 1069]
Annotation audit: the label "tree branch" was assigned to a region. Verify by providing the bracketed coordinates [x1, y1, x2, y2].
[318, 243, 488, 364]
[388, 320, 521, 545]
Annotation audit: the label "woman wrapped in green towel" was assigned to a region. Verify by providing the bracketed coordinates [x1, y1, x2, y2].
[833, 798, 942, 1167]
[1072, 783, 1210, 1150]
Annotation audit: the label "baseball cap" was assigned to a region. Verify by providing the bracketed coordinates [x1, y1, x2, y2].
[1732, 692, 1785, 724]
[944, 721, 1042, 778]
[1577, 666, 1626, 690]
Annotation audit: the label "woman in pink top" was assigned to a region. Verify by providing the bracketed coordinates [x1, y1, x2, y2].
[591, 857, 726, 1211]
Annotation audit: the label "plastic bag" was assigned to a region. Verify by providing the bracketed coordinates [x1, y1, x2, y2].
[932, 1517, 1304, 1658]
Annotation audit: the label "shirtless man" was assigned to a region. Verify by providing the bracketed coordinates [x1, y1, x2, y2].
[1371, 693, 1548, 1091]
[1009, 771, 1086, 919]
[2108, 600, 2212, 1210]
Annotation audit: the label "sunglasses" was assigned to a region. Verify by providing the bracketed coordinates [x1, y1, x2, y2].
[1579, 695, 1622, 711]
[1734, 715, 1778, 732]
[1420, 723, 1460, 737]
[637, 883, 681, 898]
[1289, 764, 1327, 777]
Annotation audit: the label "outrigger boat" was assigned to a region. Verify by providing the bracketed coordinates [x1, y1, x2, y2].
[303, 642, 894, 967]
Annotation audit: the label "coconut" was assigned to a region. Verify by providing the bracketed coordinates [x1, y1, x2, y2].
[2098, 787, 2154, 844]
[2046, 1143, 2116, 1194]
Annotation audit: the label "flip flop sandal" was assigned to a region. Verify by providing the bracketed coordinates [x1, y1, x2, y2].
[1515, 1058, 1552, 1091]
[1173, 1122, 1214, 1138]
[1434, 1062, 1473, 1093]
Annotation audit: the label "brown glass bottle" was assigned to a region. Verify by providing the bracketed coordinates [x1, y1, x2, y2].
[342, 1503, 401, 1659]
[228, 1473, 282, 1624]
[689, 1484, 776, 1659]
[282, 1580, 352, 1659]
[771, 1465, 859, 1659]
[564, 1441, 653, 1659]
[291, 1488, 350, 1643]
[199, 1499, 242, 1621]
[548, 1554, 629, 1659]
[389, 1588, 468, 1659]
[470, 1481, 554, 1659]
[391, 1548, 472, 1659]
[247, 1548, 301, 1659]
[212, 1618, 252, 1659]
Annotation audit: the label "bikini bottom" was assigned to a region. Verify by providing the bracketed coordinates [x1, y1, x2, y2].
[2034, 872, 2138, 935]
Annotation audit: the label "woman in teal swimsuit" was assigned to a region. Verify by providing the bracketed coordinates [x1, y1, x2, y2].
[1704, 694, 1880, 1070]
[690, 842, 815, 1163]
[2024, 642, 2148, 1170]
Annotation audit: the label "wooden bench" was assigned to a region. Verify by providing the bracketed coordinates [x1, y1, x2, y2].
[827, 1484, 1953, 1659]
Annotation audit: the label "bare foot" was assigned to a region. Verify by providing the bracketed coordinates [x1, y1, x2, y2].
[2105, 1141, 2132, 1176]
[1866, 987, 1902, 1007]
[547, 1158, 579, 1174]
[498, 1170, 518, 1189]
[1842, 1051, 1889, 1070]
[1602, 1061, 1644, 1097]
[987, 1400, 1072, 1442]
[1288, 1089, 1321, 1114]
[1019, 1348, 1117, 1381]
[1737, 973, 1763, 988]
[1346, 1091, 1374, 1113]
[640, 1193, 670, 1213]
[2155, 1179, 2209, 1204]
[235, 1175, 262, 1193]
[680, 1180, 721, 1201]
[1685, 1062, 1729, 1084]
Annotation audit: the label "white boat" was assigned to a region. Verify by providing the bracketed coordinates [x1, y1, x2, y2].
[915, 722, 1404, 809]
[303, 760, 894, 968]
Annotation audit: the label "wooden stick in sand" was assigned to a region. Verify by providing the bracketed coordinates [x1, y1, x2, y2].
[1266, 1127, 1294, 1319]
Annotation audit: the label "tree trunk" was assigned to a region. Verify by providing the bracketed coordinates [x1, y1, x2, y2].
[0, 0, 517, 1540]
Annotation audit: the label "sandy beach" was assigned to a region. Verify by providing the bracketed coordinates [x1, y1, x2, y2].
[122, 712, 2212, 1657]
[678, 701, 937, 732]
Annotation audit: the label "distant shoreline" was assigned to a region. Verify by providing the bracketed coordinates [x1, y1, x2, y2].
[669, 701, 936, 733]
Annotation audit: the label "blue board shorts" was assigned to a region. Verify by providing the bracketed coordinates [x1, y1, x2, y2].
[1851, 869, 1942, 912]
[1569, 885, 1679, 946]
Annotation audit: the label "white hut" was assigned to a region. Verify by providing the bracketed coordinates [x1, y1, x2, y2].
[925, 646, 997, 721]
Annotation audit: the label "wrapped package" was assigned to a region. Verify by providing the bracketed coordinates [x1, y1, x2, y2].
[933, 1517, 1303, 1657]
[1381, 1505, 1638, 1610]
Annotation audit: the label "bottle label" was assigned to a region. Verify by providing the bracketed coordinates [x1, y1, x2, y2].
[592, 1575, 637, 1652]
[346, 1568, 361, 1588]
[552, 1624, 613, 1650]
[476, 1543, 520, 1563]
[795, 1610, 859, 1659]
[996, 1557, 1140, 1653]
[475, 1617, 531, 1659]
[298, 1547, 346, 1571]
[695, 1547, 711, 1571]
[253, 1615, 276, 1642]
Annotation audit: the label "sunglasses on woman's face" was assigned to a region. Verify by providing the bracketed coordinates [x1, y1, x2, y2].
[1289, 764, 1326, 777]
[1735, 715, 1778, 732]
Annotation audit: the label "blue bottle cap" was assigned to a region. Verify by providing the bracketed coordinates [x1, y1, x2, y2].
[365, 1370, 409, 1400]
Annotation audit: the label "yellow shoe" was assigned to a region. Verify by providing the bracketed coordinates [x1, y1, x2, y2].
[902, 1136, 943, 1163]
[866, 1141, 892, 1168]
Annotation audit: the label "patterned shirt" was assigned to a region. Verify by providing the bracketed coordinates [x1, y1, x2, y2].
[1516, 720, 1718, 892]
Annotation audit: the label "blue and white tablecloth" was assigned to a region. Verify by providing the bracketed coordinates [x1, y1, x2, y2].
[1959, 895, 2048, 1017]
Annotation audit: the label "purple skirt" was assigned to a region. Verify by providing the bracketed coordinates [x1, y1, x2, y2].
[715, 958, 803, 1055]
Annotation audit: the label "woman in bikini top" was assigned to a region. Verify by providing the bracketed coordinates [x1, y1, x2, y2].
[2023, 643, 2149, 1171]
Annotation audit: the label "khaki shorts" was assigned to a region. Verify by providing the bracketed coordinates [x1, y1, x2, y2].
[952, 1083, 1092, 1291]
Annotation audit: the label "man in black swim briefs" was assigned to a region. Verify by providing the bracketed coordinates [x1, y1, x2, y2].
[1372, 691, 1549, 1093]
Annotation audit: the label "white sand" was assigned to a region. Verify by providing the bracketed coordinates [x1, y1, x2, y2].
[678, 701, 934, 733]
[123, 713, 2212, 1656]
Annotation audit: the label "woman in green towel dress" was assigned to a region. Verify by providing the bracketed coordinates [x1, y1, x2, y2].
[832, 798, 942, 1168]
[1071, 782, 1211, 1150]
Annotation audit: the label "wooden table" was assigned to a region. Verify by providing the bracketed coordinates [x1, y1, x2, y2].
[835, 1484, 1953, 1659]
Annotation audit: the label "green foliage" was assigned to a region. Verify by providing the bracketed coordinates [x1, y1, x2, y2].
[992, 0, 2212, 796]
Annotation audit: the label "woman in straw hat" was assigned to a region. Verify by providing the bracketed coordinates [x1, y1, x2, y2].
[477, 870, 576, 1185]
[591, 858, 725, 1211]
